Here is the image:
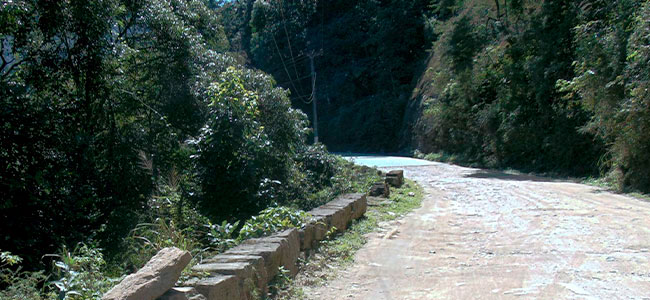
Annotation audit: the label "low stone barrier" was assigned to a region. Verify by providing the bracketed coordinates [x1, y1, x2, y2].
[158, 193, 367, 300]
[103, 247, 192, 300]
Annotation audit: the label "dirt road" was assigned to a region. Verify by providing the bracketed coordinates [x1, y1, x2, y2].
[307, 162, 650, 299]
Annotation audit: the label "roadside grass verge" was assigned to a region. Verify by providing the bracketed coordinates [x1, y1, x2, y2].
[581, 176, 650, 202]
[269, 179, 424, 299]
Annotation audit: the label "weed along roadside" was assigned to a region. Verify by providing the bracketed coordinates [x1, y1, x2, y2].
[100, 168, 421, 300]
[274, 178, 424, 299]
[102, 193, 368, 300]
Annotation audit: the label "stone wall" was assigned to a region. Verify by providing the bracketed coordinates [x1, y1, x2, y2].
[159, 193, 367, 300]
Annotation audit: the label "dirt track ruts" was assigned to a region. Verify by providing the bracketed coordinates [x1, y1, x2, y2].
[306, 162, 650, 299]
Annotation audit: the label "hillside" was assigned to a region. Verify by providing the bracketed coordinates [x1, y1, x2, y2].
[226, 0, 650, 192]
[406, 0, 650, 193]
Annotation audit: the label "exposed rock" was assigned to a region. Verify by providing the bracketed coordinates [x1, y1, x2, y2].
[103, 247, 191, 300]
[369, 181, 390, 198]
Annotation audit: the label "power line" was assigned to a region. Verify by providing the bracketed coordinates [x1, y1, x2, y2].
[276, 72, 312, 87]
[279, 0, 307, 97]
[265, 54, 309, 74]
[271, 33, 306, 100]
[308, 51, 322, 143]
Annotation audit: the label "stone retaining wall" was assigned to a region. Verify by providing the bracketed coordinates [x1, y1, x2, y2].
[159, 193, 367, 300]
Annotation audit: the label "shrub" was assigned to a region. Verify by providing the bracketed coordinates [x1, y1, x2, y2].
[47, 244, 119, 300]
[191, 67, 309, 222]
[238, 207, 310, 240]
[205, 221, 240, 253]
[1, 251, 47, 299]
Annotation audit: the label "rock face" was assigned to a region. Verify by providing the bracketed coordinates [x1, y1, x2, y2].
[369, 181, 390, 198]
[385, 170, 404, 188]
[103, 247, 191, 300]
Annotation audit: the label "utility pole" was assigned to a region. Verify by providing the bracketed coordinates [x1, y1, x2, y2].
[308, 50, 322, 144]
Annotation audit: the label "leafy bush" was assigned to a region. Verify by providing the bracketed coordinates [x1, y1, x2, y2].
[1, 251, 47, 299]
[114, 181, 209, 272]
[0, 0, 233, 268]
[297, 144, 342, 192]
[238, 207, 310, 240]
[47, 245, 119, 300]
[205, 221, 240, 253]
[191, 67, 310, 222]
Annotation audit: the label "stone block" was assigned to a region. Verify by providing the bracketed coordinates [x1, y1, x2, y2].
[310, 217, 329, 243]
[385, 170, 404, 188]
[271, 229, 300, 276]
[335, 193, 366, 220]
[103, 247, 191, 300]
[242, 229, 299, 276]
[369, 181, 389, 198]
[226, 241, 284, 279]
[202, 254, 268, 295]
[352, 193, 367, 219]
[311, 206, 347, 232]
[158, 287, 206, 300]
[188, 275, 241, 300]
[320, 203, 352, 231]
[191, 261, 264, 299]
[298, 223, 315, 251]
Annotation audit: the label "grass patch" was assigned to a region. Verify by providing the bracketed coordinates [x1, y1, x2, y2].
[581, 176, 650, 203]
[270, 179, 424, 299]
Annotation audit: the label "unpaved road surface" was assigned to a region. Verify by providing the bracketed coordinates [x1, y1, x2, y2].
[307, 162, 650, 299]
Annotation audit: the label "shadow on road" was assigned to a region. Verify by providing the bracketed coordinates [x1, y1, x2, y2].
[464, 169, 562, 183]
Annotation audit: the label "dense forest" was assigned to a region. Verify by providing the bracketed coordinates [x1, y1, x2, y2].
[410, 0, 650, 192]
[0, 0, 377, 298]
[227, 0, 649, 191]
[1, 0, 649, 298]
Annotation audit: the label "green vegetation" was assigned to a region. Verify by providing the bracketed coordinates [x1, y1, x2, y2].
[238, 207, 310, 240]
[271, 180, 424, 299]
[0, 0, 378, 298]
[3, 0, 650, 297]
[411, 0, 650, 193]
[221, 0, 431, 152]
[220, 0, 650, 193]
